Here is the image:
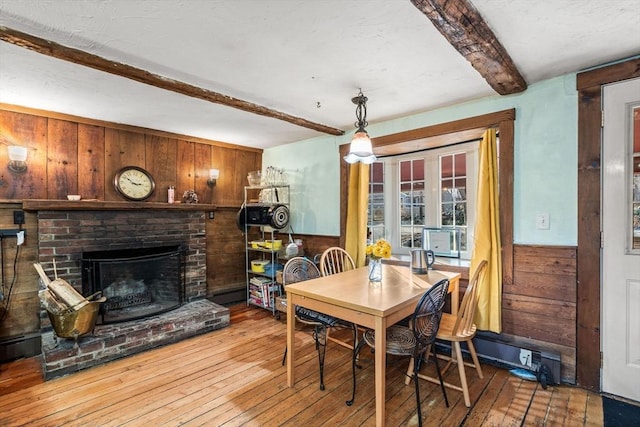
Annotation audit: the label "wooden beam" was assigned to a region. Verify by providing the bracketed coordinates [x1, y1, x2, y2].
[0, 26, 344, 137]
[411, 0, 527, 95]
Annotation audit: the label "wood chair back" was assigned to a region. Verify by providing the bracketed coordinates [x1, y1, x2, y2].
[319, 247, 355, 276]
[451, 259, 488, 337]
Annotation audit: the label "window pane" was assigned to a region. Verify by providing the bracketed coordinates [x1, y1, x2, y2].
[412, 159, 425, 180]
[634, 203, 639, 249]
[372, 162, 384, 181]
[400, 161, 411, 180]
[633, 106, 640, 249]
[455, 202, 467, 226]
[454, 178, 467, 201]
[454, 153, 466, 175]
[441, 156, 453, 178]
[441, 202, 454, 225]
[441, 179, 453, 192]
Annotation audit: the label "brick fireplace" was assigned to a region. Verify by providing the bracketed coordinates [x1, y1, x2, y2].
[32, 205, 229, 379]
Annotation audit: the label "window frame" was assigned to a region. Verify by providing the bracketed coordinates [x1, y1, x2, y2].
[370, 141, 479, 259]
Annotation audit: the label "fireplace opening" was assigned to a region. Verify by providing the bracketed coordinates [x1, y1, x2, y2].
[81, 245, 185, 324]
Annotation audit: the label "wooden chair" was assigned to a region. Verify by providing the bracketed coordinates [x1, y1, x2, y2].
[319, 246, 356, 276]
[318, 247, 358, 351]
[280, 257, 357, 390]
[413, 259, 488, 407]
[347, 279, 451, 426]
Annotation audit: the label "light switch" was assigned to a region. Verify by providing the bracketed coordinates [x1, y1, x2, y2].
[536, 213, 550, 230]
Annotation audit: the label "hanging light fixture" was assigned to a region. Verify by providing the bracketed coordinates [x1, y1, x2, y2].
[343, 89, 376, 164]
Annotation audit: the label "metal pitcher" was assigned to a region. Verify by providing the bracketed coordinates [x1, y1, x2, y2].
[411, 249, 435, 274]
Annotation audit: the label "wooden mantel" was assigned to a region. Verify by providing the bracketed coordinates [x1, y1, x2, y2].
[21, 199, 217, 211]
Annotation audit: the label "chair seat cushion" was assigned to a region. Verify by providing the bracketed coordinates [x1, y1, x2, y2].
[363, 325, 416, 356]
[436, 312, 477, 341]
[295, 306, 339, 326]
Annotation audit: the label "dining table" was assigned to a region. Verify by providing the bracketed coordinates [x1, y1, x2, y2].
[285, 262, 461, 427]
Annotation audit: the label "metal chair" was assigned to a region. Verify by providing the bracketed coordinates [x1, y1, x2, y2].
[281, 256, 357, 390]
[347, 278, 451, 426]
[427, 259, 488, 407]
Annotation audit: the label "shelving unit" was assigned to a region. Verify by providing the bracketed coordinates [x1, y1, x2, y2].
[243, 184, 290, 315]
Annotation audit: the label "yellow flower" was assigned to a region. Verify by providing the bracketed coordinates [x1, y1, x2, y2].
[366, 239, 391, 261]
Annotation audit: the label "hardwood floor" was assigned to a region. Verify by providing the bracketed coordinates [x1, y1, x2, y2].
[0, 303, 603, 426]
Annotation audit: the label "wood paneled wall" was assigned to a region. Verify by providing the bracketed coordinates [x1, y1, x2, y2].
[0, 106, 261, 205]
[502, 244, 577, 383]
[0, 105, 262, 341]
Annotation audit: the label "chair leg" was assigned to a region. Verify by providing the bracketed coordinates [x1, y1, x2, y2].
[453, 342, 471, 407]
[351, 323, 362, 367]
[405, 356, 415, 385]
[346, 338, 366, 406]
[314, 325, 328, 391]
[282, 345, 287, 366]
[467, 339, 483, 379]
[431, 345, 449, 408]
[352, 323, 358, 352]
[413, 353, 424, 427]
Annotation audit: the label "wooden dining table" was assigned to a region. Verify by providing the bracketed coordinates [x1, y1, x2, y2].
[285, 263, 461, 427]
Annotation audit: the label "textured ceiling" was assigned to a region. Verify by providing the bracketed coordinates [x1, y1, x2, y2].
[0, 0, 639, 149]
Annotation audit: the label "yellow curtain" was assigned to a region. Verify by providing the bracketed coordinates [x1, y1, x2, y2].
[345, 163, 370, 267]
[470, 128, 502, 333]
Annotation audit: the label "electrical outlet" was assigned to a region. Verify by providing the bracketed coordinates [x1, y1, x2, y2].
[519, 349, 533, 368]
[13, 210, 25, 225]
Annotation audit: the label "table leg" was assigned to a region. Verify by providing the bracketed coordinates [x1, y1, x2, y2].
[374, 316, 386, 427]
[286, 295, 295, 387]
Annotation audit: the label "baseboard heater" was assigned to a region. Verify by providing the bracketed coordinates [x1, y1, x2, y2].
[435, 334, 561, 387]
[0, 332, 41, 363]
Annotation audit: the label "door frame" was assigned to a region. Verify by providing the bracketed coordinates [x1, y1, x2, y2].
[576, 57, 640, 391]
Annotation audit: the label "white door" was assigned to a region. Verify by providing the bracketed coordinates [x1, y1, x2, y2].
[602, 77, 640, 402]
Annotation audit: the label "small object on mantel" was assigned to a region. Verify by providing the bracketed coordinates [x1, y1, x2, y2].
[182, 189, 199, 204]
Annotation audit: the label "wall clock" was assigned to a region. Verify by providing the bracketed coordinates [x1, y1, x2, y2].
[113, 166, 156, 201]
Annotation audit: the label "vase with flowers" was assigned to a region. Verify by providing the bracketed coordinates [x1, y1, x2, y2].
[365, 238, 391, 283]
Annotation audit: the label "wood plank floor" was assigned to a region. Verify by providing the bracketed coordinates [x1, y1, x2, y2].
[0, 303, 603, 426]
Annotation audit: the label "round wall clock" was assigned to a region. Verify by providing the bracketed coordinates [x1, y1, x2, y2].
[114, 166, 156, 201]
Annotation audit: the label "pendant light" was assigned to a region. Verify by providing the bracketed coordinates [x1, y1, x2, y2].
[343, 89, 376, 164]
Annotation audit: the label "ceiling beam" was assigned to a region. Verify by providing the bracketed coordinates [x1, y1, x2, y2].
[0, 26, 345, 136]
[411, 0, 527, 95]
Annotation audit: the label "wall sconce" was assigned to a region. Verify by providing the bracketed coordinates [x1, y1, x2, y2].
[207, 168, 220, 187]
[8, 146, 28, 173]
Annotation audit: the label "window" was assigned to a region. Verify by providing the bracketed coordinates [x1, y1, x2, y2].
[368, 141, 478, 259]
[368, 162, 385, 243]
[440, 152, 468, 252]
[399, 159, 425, 248]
